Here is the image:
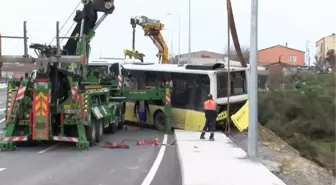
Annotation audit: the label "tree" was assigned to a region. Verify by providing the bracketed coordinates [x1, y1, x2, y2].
[326, 49, 336, 70]
[224, 45, 250, 63]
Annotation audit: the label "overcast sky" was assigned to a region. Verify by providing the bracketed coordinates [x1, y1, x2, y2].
[0, 0, 335, 64]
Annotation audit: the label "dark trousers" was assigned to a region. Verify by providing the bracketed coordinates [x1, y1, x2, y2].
[202, 118, 216, 133]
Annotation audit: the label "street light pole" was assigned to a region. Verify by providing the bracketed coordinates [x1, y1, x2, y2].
[247, 0, 259, 160]
[178, 16, 181, 64]
[167, 13, 181, 64]
[188, 0, 191, 64]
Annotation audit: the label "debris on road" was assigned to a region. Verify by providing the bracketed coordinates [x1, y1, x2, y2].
[137, 137, 160, 146]
[102, 141, 130, 149]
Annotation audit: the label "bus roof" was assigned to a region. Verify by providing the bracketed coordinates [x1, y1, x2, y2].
[121, 63, 247, 75]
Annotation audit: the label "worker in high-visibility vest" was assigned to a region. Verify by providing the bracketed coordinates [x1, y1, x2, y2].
[200, 94, 218, 141]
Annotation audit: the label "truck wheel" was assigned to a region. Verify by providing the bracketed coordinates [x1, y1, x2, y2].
[154, 111, 165, 131]
[96, 119, 104, 143]
[86, 119, 97, 146]
[105, 122, 117, 134]
[117, 114, 125, 130]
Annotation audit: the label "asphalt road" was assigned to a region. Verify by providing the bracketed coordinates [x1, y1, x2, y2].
[0, 89, 182, 185]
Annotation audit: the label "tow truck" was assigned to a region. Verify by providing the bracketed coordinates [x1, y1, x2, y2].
[0, 0, 173, 151]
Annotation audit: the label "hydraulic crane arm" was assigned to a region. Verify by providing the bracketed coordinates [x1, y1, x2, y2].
[62, 0, 115, 56]
[130, 16, 168, 64]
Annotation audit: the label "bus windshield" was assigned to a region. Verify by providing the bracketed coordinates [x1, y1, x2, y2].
[88, 65, 109, 78]
[217, 71, 247, 97]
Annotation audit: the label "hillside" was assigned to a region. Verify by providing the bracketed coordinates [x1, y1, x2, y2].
[258, 72, 335, 175]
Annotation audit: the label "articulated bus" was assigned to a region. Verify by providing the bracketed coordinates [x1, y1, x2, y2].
[87, 59, 249, 131]
[121, 62, 249, 131]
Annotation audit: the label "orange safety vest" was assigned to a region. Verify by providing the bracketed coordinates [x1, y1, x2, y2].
[204, 99, 216, 110]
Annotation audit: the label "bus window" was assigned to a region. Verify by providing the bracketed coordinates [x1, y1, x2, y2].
[217, 73, 228, 97]
[232, 71, 247, 95]
[109, 63, 119, 76]
[88, 65, 108, 78]
[171, 73, 210, 110]
[146, 71, 163, 88]
[193, 74, 210, 111]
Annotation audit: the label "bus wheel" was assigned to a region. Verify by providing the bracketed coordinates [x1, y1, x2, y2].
[154, 111, 165, 131]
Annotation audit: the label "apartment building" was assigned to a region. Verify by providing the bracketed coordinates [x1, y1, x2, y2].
[258, 44, 305, 66]
[316, 33, 336, 60]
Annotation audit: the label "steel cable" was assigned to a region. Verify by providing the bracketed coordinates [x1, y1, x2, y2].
[48, 2, 81, 45]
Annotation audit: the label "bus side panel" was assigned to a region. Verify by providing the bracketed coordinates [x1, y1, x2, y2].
[184, 110, 206, 131]
[125, 102, 138, 122]
[124, 102, 187, 129]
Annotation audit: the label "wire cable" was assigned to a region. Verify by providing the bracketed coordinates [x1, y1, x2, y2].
[49, 2, 81, 45]
[60, 21, 76, 44]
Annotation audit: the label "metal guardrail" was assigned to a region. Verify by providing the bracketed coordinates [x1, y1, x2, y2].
[0, 21, 84, 64]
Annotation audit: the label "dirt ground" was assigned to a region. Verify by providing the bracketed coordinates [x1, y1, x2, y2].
[229, 126, 335, 185]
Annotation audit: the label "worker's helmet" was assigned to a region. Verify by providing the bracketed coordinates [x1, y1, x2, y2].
[207, 94, 213, 99]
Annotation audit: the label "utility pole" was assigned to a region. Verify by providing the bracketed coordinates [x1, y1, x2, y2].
[188, 0, 191, 64]
[167, 13, 181, 64]
[306, 41, 311, 67]
[247, 0, 258, 160]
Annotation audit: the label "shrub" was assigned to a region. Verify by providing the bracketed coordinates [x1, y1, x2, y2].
[259, 73, 336, 174]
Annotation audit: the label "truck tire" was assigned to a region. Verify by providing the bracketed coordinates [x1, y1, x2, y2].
[86, 119, 97, 146]
[154, 111, 165, 131]
[105, 122, 117, 134]
[117, 114, 125, 130]
[96, 119, 104, 143]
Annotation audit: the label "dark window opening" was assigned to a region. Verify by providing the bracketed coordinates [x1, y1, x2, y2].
[217, 71, 247, 97]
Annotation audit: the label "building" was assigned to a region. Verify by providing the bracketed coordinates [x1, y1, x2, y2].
[316, 33, 336, 60]
[258, 45, 305, 66]
[175, 50, 225, 64]
[1, 63, 36, 80]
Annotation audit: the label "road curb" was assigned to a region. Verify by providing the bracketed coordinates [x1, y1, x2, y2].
[174, 131, 185, 185]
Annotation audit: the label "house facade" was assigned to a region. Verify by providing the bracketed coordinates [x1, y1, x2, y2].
[258, 45, 305, 66]
[316, 33, 336, 60]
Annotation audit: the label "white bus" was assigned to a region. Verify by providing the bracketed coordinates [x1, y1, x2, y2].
[120, 62, 249, 131]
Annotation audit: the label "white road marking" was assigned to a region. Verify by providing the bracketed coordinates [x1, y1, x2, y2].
[38, 143, 60, 154]
[0, 108, 5, 112]
[141, 134, 168, 185]
[0, 168, 6, 172]
[0, 131, 3, 134]
[0, 118, 5, 124]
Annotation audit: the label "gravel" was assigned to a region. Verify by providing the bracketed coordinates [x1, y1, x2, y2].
[228, 127, 335, 185]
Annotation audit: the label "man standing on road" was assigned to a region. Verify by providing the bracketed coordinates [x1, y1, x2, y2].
[134, 100, 150, 129]
[200, 94, 217, 141]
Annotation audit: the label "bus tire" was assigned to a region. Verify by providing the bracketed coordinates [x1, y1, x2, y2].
[154, 111, 165, 131]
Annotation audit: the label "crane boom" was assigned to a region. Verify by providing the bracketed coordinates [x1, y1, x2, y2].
[130, 16, 168, 64]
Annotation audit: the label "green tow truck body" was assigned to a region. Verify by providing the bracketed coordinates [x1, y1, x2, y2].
[0, 0, 125, 151]
[0, 1, 173, 151]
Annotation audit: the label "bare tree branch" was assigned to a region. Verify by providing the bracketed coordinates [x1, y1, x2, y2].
[224, 45, 250, 63]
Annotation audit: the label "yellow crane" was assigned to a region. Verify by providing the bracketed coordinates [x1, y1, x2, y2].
[128, 16, 168, 64]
